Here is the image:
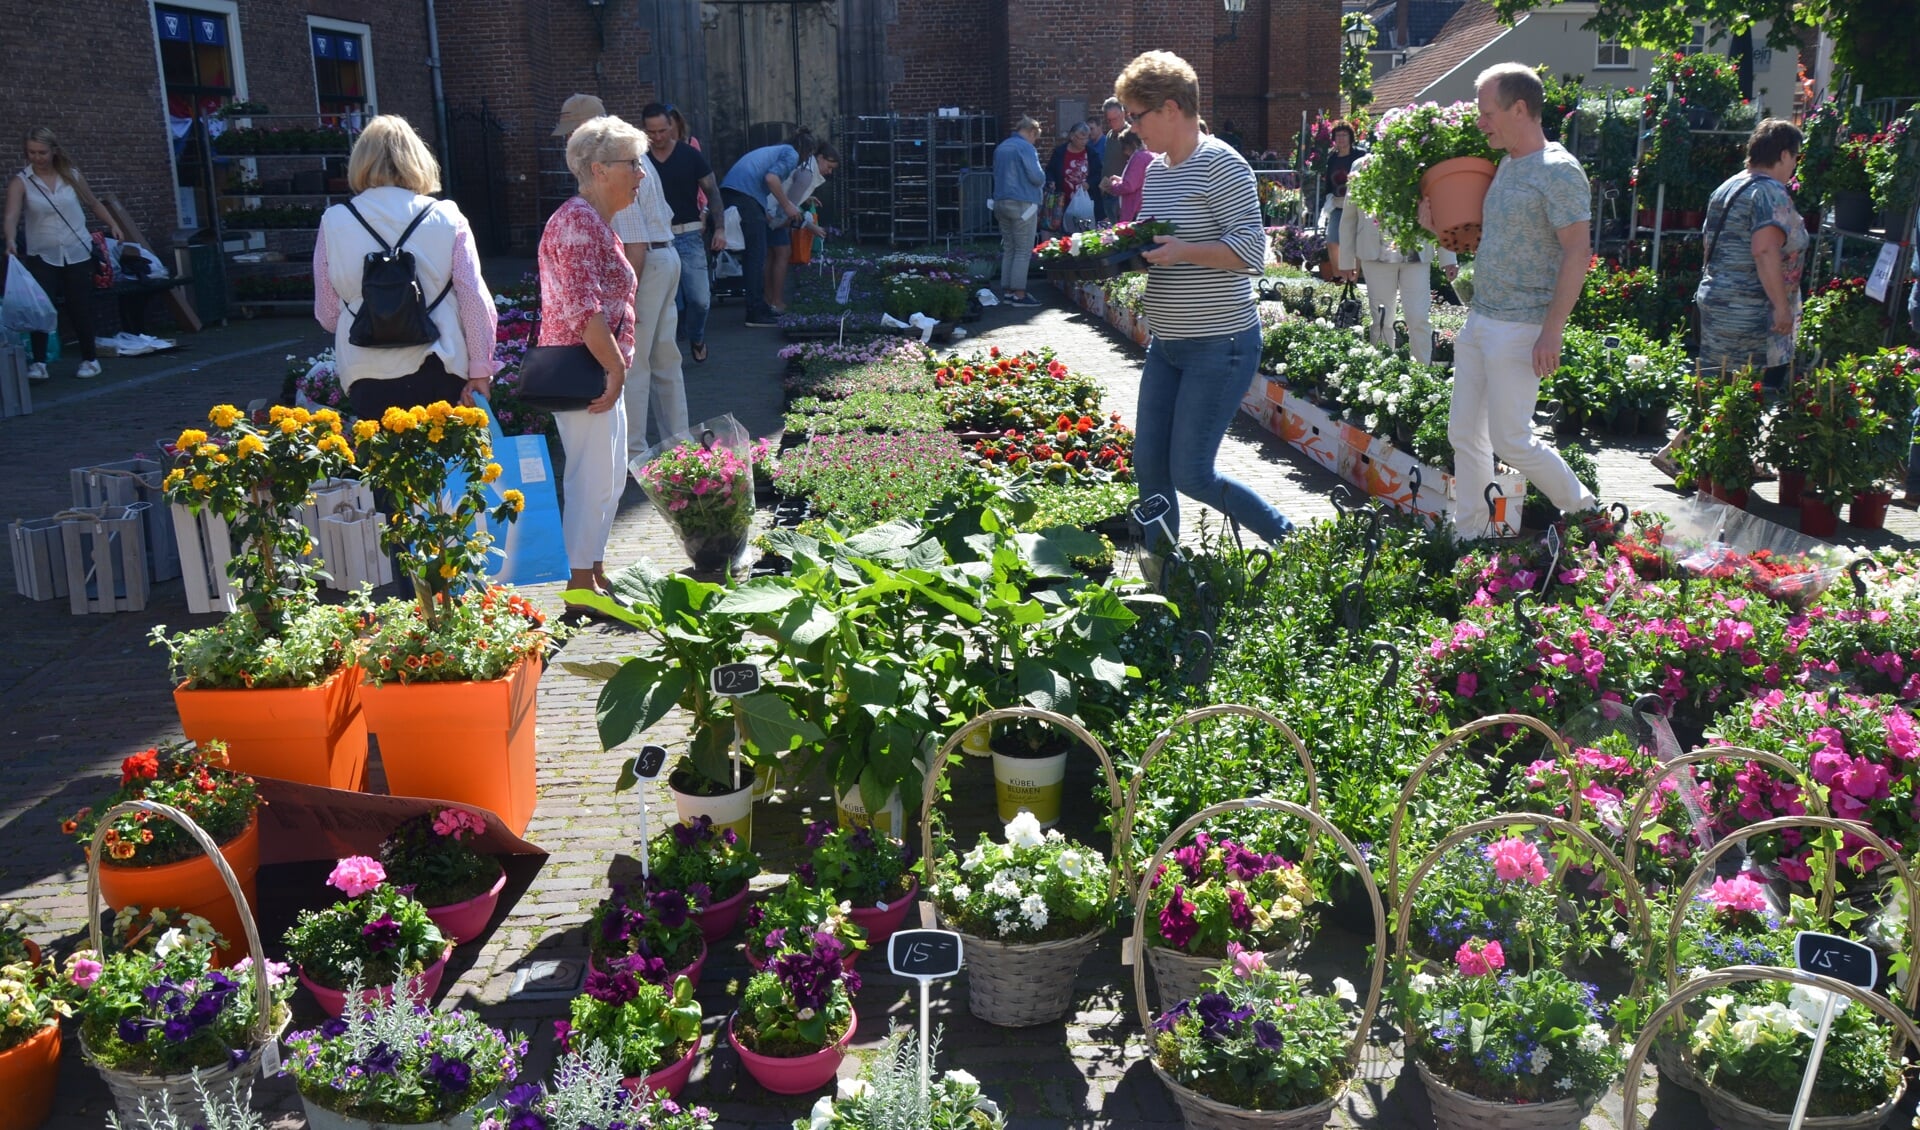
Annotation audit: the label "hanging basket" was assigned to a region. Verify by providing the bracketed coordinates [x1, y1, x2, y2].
[82, 800, 280, 1124]
[1618, 966, 1920, 1130]
[1618, 746, 1827, 895]
[922, 707, 1127, 1027]
[1132, 798, 1385, 1130]
[1414, 1060, 1591, 1130]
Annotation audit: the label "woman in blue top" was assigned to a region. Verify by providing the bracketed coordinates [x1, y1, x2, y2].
[992, 117, 1045, 306]
[719, 130, 814, 326]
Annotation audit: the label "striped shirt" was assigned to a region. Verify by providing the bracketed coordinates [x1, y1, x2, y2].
[1138, 136, 1266, 339]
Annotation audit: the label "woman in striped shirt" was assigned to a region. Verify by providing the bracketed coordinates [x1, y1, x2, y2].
[1117, 51, 1294, 560]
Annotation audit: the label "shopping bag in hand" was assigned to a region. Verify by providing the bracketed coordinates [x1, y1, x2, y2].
[454, 394, 568, 585]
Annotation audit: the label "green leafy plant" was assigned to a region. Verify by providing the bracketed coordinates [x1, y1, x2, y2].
[1153, 958, 1360, 1110]
[743, 881, 867, 965]
[772, 431, 971, 530]
[284, 981, 520, 1123]
[1339, 13, 1377, 112]
[1689, 981, 1903, 1116]
[377, 807, 502, 908]
[1770, 359, 1894, 505]
[1674, 369, 1767, 492]
[1347, 101, 1499, 252]
[799, 1027, 1003, 1130]
[930, 813, 1115, 943]
[356, 585, 548, 686]
[802, 821, 914, 906]
[785, 391, 944, 436]
[67, 929, 288, 1076]
[644, 817, 761, 907]
[883, 273, 968, 322]
[584, 883, 705, 980]
[1398, 962, 1623, 1105]
[64, 741, 257, 866]
[1649, 51, 1744, 120]
[0, 903, 44, 968]
[149, 598, 361, 691]
[558, 973, 701, 1078]
[482, 1040, 718, 1129]
[735, 933, 859, 1057]
[281, 857, 446, 990]
[1801, 277, 1890, 364]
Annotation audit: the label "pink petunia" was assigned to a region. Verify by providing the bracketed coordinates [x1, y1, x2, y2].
[1455, 672, 1479, 698]
[1702, 874, 1769, 915]
[1484, 838, 1548, 886]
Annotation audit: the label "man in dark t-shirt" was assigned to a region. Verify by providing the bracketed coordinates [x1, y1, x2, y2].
[641, 103, 726, 363]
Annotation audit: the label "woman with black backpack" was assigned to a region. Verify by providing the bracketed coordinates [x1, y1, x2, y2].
[313, 115, 498, 420]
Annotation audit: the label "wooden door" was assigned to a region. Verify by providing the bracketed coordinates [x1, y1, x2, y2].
[700, 0, 840, 172]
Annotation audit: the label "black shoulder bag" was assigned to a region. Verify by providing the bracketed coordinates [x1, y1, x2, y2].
[517, 310, 627, 410]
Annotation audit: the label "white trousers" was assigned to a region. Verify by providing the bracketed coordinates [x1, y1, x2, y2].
[1359, 259, 1435, 365]
[553, 398, 628, 570]
[622, 248, 687, 461]
[1447, 312, 1596, 536]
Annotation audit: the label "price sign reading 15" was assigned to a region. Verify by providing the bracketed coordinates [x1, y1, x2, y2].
[709, 663, 761, 697]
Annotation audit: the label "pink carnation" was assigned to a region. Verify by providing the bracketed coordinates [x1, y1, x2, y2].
[1484, 838, 1548, 886]
[1455, 938, 1505, 977]
[328, 855, 387, 897]
[1703, 874, 1769, 915]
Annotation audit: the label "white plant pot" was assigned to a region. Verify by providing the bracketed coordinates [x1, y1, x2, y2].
[990, 750, 1067, 829]
[834, 781, 905, 838]
[671, 768, 756, 848]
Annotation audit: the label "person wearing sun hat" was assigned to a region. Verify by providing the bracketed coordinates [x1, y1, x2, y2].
[553, 93, 607, 141]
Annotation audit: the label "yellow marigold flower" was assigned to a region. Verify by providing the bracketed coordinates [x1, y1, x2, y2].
[409, 406, 430, 425]
[427, 427, 446, 444]
[235, 435, 265, 459]
[279, 417, 301, 435]
[501, 489, 525, 512]
[353, 419, 380, 441]
[304, 541, 315, 555]
[457, 406, 488, 427]
[163, 469, 186, 490]
[290, 406, 312, 424]
[481, 462, 502, 483]
[313, 408, 340, 425]
[208, 404, 243, 428]
[425, 401, 453, 425]
[191, 474, 210, 491]
[195, 443, 220, 457]
[268, 405, 291, 423]
[176, 429, 208, 449]
[438, 562, 460, 579]
[382, 407, 415, 433]
[213, 453, 230, 464]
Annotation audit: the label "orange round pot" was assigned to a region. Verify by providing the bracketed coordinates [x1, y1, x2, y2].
[359, 656, 543, 836]
[96, 813, 260, 967]
[0, 1022, 60, 1130]
[1419, 157, 1497, 252]
[174, 664, 368, 791]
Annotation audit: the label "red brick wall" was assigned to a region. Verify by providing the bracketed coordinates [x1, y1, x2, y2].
[887, 0, 997, 117]
[0, 1, 436, 248]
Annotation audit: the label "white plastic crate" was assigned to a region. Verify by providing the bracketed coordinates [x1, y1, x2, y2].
[9, 517, 68, 601]
[59, 504, 151, 614]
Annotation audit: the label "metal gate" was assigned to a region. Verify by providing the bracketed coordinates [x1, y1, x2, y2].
[445, 99, 509, 257]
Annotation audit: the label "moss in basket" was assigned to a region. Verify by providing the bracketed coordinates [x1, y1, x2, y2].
[743, 882, 867, 964]
[558, 973, 702, 1079]
[929, 813, 1116, 943]
[283, 857, 445, 990]
[64, 740, 257, 867]
[378, 807, 503, 908]
[735, 934, 859, 1058]
[645, 817, 761, 908]
[70, 916, 292, 1076]
[1153, 958, 1358, 1111]
[586, 883, 705, 982]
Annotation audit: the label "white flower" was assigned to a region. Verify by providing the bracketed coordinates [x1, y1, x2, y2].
[945, 1068, 979, 1089]
[834, 1078, 871, 1102]
[808, 1095, 838, 1130]
[985, 876, 1021, 901]
[1578, 1022, 1607, 1054]
[1020, 893, 1049, 930]
[1056, 850, 1084, 879]
[1529, 1045, 1552, 1073]
[152, 928, 185, 958]
[1787, 984, 1849, 1025]
[1626, 354, 1650, 370]
[1408, 972, 1437, 994]
[1609, 931, 1630, 952]
[1555, 1076, 1574, 1092]
[960, 844, 988, 872]
[1005, 812, 1046, 850]
[947, 883, 972, 902]
[1330, 977, 1358, 1003]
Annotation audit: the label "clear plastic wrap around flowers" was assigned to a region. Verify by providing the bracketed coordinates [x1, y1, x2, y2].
[631, 413, 756, 574]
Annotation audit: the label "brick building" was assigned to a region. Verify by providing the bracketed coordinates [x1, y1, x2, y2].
[2, 1, 435, 249]
[3, 1, 1337, 259]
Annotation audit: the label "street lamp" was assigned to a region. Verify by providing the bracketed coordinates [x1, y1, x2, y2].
[1344, 15, 1372, 51]
[1216, 0, 1246, 45]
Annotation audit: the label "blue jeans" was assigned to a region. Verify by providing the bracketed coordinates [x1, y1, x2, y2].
[672, 230, 711, 346]
[1134, 326, 1294, 550]
[722, 188, 773, 321]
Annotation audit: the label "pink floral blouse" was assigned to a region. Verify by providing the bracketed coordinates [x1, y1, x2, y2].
[537, 195, 635, 368]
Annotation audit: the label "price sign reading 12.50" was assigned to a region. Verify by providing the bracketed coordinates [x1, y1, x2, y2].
[709, 663, 761, 697]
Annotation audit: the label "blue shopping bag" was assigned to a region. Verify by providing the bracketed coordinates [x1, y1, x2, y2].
[466, 394, 567, 585]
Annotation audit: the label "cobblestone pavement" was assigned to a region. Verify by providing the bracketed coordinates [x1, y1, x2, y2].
[4, 280, 1913, 1128]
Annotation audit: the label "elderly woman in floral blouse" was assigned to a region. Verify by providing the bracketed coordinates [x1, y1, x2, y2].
[539, 113, 646, 607]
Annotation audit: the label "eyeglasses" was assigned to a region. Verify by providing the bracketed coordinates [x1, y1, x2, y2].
[604, 157, 643, 172]
[1124, 107, 1154, 126]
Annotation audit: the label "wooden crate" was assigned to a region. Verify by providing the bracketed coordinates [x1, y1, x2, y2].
[70, 458, 180, 582]
[171, 502, 237, 615]
[9, 517, 68, 601]
[59, 504, 151, 614]
[0, 337, 31, 419]
[319, 507, 393, 590]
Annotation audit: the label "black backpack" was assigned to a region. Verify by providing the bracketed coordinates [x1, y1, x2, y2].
[342, 200, 451, 348]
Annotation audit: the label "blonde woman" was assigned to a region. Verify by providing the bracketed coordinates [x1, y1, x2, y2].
[313, 114, 497, 419]
[540, 113, 646, 600]
[3, 127, 124, 381]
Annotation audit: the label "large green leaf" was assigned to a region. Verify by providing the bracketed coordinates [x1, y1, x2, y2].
[776, 600, 840, 651]
[735, 690, 824, 757]
[559, 589, 649, 630]
[595, 658, 689, 750]
[1015, 659, 1073, 712]
[711, 577, 805, 614]
[559, 659, 625, 683]
[687, 720, 737, 788]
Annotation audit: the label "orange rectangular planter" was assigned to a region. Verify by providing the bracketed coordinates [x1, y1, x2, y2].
[174, 665, 369, 792]
[358, 656, 543, 836]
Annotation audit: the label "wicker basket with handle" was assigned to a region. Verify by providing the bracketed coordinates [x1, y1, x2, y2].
[1617, 746, 1830, 1097]
[1618, 966, 1920, 1130]
[1393, 813, 1654, 1130]
[1121, 704, 1324, 1010]
[1648, 816, 1919, 1120]
[80, 800, 281, 1124]
[922, 707, 1127, 1027]
[1133, 798, 1387, 1130]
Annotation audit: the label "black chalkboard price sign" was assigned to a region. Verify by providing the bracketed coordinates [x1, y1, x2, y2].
[889, 929, 963, 979]
[1794, 931, 1877, 989]
[631, 744, 668, 780]
[709, 663, 761, 697]
[1131, 493, 1172, 528]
